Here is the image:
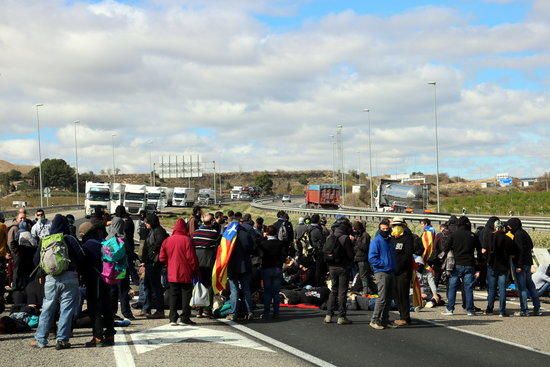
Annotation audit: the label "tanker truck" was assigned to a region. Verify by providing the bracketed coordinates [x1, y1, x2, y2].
[375, 179, 429, 213]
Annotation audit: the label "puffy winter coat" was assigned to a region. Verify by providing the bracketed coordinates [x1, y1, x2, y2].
[159, 219, 199, 283]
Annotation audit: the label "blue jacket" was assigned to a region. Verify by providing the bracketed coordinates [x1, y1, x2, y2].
[368, 233, 395, 273]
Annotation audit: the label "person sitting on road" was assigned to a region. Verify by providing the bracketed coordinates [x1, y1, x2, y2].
[160, 218, 199, 326]
[368, 219, 396, 330]
[532, 263, 549, 297]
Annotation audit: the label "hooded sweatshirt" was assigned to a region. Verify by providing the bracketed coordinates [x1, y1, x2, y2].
[141, 214, 168, 264]
[446, 216, 479, 267]
[508, 218, 533, 267]
[488, 231, 517, 273]
[159, 219, 199, 283]
[107, 217, 125, 240]
[391, 227, 422, 276]
[368, 233, 395, 273]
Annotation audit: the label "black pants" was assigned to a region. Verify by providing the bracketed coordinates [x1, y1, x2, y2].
[394, 272, 412, 322]
[356, 261, 377, 293]
[0, 259, 6, 312]
[198, 267, 214, 313]
[314, 253, 327, 287]
[326, 266, 349, 317]
[86, 276, 115, 339]
[143, 263, 164, 312]
[111, 276, 132, 318]
[169, 282, 193, 323]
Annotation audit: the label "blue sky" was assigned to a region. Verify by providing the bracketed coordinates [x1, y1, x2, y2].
[1, 0, 548, 178]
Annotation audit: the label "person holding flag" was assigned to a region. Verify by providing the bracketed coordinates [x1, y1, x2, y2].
[212, 218, 255, 321]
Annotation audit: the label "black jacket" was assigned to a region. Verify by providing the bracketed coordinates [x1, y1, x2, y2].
[326, 224, 354, 267]
[142, 225, 168, 264]
[445, 223, 479, 267]
[508, 218, 533, 267]
[228, 223, 254, 276]
[309, 224, 325, 252]
[259, 237, 287, 269]
[353, 231, 371, 262]
[488, 231, 517, 273]
[391, 229, 422, 276]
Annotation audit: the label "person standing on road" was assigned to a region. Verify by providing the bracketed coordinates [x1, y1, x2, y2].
[140, 213, 168, 319]
[483, 220, 517, 317]
[187, 206, 203, 235]
[351, 220, 375, 295]
[309, 214, 327, 287]
[191, 213, 220, 317]
[160, 218, 199, 326]
[390, 217, 422, 326]
[0, 212, 7, 313]
[368, 219, 396, 330]
[259, 225, 287, 320]
[273, 211, 294, 257]
[30, 209, 51, 242]
[442, 216, 480, 316]
[33, 214, 84, 350]
[323, 218, 354, 325]
[79, 221, 115, 347]
[508, 218, 542, 316]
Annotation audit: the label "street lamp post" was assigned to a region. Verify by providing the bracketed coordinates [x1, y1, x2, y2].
[363, 109, 374, 209]
[74, 120, 80, 205]
[111, 134, 116, 184]
[428, 82, 441, 212]
[35, 104, 44, 207]
[147, 140, 153, 185]
[213, 160, 217, 204]
[337, 124, 345, 203]
[330, 134, 336, 184]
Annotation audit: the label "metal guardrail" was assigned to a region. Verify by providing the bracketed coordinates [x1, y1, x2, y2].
[1, 205, 84, 219]
[251, 199, 550, 231]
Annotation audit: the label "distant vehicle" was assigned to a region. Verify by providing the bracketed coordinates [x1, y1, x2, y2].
[110, 183, 124, 214]
[305, 184, 341, 209]
[146, 186, 167, 212]
[230, 186, 243, 200]
[173, 187, 196, 207]
[85, 181, 111, 217]
[124, 184, 147, 215]
[375, 179, 429, 213]
[12, 201, 28, 208]
[231, 186, 261, 201]
[197, 188, 216, 206]
[282, 195, 292, 203]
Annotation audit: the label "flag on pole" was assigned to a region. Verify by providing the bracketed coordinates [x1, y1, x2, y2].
[212, 222, 240, 294]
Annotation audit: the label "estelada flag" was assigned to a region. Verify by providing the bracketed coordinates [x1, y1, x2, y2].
[212, 222, 240, 294]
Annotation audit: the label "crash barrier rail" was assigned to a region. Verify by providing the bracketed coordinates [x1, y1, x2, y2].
[1, 205, 85, 219]
[251, 200, 550, 231]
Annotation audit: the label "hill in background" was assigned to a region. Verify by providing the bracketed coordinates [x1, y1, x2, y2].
[0, 160, 34, 174]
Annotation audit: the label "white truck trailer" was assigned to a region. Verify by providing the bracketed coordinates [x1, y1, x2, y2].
[85, 181, 111, 217]
[146, 186, 167, 212]
[110, 183, 125, 214]
[172, 187, 196, 207]
[124, 184, 147, 216]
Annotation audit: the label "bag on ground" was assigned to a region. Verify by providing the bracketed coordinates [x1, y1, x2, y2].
[190, 282, 210, 307]
[40, 233, 70, 275]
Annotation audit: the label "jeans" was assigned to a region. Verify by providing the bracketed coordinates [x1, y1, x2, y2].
[143, 263, 164, 313]
[515, 267, 541, 313]
[371, 272, 395, 324]
[486, 266, 508, 314]
[111, 276, 131, 317]
[537, 282, 550, 297]
[229, 273, 253, 316]
[447, 265, 475, 312]
[262, 267, 282, 317]
[326, 266, 349, 317]
[198, 266, 214, 313]
[168, 282, 193, 322]
[35, 271, 80, 346]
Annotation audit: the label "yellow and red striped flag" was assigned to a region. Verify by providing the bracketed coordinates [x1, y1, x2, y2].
[212, 222, 240, 294]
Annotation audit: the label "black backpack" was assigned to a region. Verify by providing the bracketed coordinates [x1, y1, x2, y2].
[322, 234, 347, 263]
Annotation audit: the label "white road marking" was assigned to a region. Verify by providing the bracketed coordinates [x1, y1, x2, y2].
[130, 323, 273, 354]
[219, 319, 338, 367]
[113, 328, 136, 367]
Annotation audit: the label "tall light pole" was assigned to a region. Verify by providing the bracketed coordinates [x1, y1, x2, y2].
[213, 160, 217, 204]
[428, 82, 441, 212]
[363, 109, 374, 209]
[337, 124, 345, 204]
[111, 134, 117, 184]
[147, 139, 153, 185]
[74, 120, 80, 205]
[330, 134, 336, 184]
[35, 104, 44, 208]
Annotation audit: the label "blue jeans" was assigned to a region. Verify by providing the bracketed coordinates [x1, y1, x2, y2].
[35, 271, 80, 346]
[486, 266, 508, 314]
[447, 265, 475, 312]
[262, 267, 282, 316]
[537, 282, 550, 297]
[229, 273, 253, 316]
[515, 267, 541, 313]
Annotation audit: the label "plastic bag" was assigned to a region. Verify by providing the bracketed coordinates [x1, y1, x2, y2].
[190, 282, 210, 307]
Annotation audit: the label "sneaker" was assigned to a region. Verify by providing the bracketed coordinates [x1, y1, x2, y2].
[55, 340, 71, 350]
[226, 314, 235, 321]
[532, 309, 543, 316]
[180, 319, 197, 326]
[383, 321, 398, 329]
[514, 311, 529, 317]
[474, 306, 482, 312]
[170, 322, 178, 326]
[30, 340, 46, 349]
[369, 321, 385, 330]
[324, 315, 333, 324]
[195, 313, 204, 319]
[123, 314, 136, 321]
[499, 313, 508, 318]
[337, 317, 352, 325]
[101, 336, 115, 347]
[146, 311, 165, 319]
[394, 319, 408, 326]
[85, 337, 103, 348]
[246, 313, 255, 320]
[441, 309, 454, 316]
[483, 309, 493, 315]
[467, 312, 475, 316]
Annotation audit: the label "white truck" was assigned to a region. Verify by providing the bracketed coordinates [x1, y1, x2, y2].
[146, 186, 167, 212]
[230, 186, 243, 200]
[124, 184, 147, 216]
[85, 181, 111, 217]
[110, 183, 125, 214]
[197, 188, 216, 206]
[172, 187, 196, 207]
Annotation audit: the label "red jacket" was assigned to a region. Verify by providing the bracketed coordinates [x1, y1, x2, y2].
[159, 219, 199, 283]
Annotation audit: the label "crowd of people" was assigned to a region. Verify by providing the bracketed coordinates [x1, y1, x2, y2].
[0, 205, 548, 350]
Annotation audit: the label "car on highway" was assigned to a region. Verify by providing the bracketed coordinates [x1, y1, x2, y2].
[282, 194, 292, 203]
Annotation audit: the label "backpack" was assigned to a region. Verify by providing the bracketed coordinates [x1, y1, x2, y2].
[17, 231, 37, 248]
[322, 234, 347, 263]
[278, 222, 290, 243]
[100, 236, 127, 285]
[40, 233, 70, 275]
[297, 229, 314, 258]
